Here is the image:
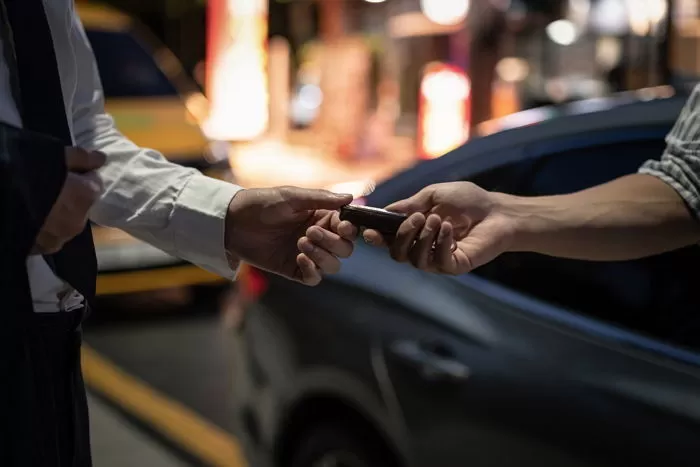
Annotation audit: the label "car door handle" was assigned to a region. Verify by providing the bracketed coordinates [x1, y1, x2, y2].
[389, 340, 470, 382]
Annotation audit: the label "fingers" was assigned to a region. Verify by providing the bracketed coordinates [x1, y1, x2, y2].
[296, 253, 322, 286]
[34, 171, 104, 254]
[65, 147, 106, 173]
[281, 187, 353, 212]
[307, 225, 354, 258]
[365, 215, 462, 274]
[408, 214, 442, 270]
[434, 221, 456, 271]
[362, 229, 387, 247]
[296, 225, 353, 274]
[34, 230, 65, 255]
[385, 189, 432, 214]
[389, 212, 426, 262]
[329, 211, 358, 240]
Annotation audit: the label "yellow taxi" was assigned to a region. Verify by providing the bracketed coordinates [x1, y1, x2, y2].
[78, 4, 234, 296]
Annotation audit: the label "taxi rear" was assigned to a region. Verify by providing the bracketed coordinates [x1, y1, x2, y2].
[78, 4, 234, 296]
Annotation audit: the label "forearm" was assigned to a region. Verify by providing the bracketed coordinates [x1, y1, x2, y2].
[499, 173, 700, 261]
[79, 115, 241, 278]
[69, 13, 241, 278]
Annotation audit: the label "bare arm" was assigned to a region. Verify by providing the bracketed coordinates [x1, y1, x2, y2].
[503, 86, 700, 261]
[366, 87, 700, 273]
[500, 173, 700, 261]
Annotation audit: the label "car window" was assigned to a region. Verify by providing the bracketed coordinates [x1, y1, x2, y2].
[471, 138, 700, 351]
[85, 29, 178, 98]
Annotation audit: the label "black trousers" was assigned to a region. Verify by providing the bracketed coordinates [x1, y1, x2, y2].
[0, 306, 92, 467]
[1, 117, 92, 467]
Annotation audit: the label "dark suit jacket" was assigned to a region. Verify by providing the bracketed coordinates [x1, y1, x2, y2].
[0, 123, 73, 466]
[0, 122, 66, 313]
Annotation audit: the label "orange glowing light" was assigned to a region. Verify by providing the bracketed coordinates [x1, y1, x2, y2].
[418, 63, 471, 159]
[204, 0, 269, 141]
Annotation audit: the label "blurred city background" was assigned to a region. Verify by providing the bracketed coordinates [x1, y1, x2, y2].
[80, 0, 700, 466]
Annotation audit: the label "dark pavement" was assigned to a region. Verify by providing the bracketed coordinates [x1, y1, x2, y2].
[84, 285, 246, 466]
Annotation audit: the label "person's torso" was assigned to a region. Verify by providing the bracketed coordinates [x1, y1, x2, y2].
[0, 0, 85, 312]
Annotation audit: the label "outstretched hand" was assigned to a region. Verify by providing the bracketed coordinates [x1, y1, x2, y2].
[363, 182, 516, 275]
[225, 186, 358, 285]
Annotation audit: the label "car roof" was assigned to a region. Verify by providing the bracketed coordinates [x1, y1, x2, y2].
[369, 90, 688, 206]
[76, 3, 132, 32]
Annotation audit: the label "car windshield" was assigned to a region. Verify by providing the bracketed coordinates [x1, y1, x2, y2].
[85, 29, 178, 98]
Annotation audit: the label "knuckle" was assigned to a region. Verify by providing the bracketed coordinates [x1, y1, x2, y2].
[57, 211, 86, 234]
[390, 247, 404, 262]
[36, 237, 63, 254]
[65, 146, 88, 164]
[57, 221, 81, 239]
[41, 245, 62, 255]
[68, 221, 87, 238]
[90, 150, 107, 166]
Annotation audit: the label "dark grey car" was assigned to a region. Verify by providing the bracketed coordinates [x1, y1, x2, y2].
[230, 89, 700, 467]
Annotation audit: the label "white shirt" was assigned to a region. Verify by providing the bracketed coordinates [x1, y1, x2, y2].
[0, 0, 241, 312]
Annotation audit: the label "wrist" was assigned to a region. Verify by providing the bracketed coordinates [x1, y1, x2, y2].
[224, 188, 249, 264]
[490, 192, 563, 254]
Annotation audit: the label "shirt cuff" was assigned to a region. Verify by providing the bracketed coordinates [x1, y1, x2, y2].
[170, 173, 243, 280]
[639, 159, 700, 221]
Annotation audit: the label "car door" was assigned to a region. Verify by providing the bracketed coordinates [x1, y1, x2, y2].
[381, 134, 700, 467]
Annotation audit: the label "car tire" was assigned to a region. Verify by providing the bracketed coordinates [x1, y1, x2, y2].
[288, 424, 394, 467]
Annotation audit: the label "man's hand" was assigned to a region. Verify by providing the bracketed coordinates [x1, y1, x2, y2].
[33, 148, 105, 254]
[363, 182, 515, 275]
[365, 175, 700, 271]
[225, 186, 358, 286]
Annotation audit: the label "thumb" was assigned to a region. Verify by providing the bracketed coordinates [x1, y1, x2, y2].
[283, 187, 353, 212]
[65, 147, 106, 173]
[385, 190, 432, 214]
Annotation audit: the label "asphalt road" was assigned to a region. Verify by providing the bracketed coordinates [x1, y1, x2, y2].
[89, 393, 190, 467]
[84, 285, 246, 466]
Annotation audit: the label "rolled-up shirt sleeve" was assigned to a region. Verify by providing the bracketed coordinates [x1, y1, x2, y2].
[68, 10, 241, 279]
[639, 85, 700, 219]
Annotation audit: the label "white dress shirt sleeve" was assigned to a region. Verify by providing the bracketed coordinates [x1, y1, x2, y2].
[68, 12, 242, 280]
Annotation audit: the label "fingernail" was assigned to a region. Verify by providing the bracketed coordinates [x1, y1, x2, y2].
[300, 240, 315, 254]
[410, 218, 424, 229]
[307, 228, 323, 242]
[364, 236, 373, 245]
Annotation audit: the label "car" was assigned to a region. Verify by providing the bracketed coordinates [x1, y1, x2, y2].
[77, 4, 234, 296]
[229, 87, 700, 467]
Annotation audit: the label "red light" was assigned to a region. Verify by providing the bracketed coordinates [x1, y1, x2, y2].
[248, 267, 267, 298]
[240, 264, 267, 300]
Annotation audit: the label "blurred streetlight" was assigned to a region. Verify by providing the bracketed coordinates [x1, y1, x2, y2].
[590, 0, 628, 35]
[546, 19, 579, 45]
[420, 0, 470, 26]
[626, 0, 668, 35]
[567, 0, 591, 28]
[495, 57, 529, 82]
[418, 63, 471, 159]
